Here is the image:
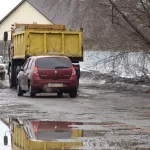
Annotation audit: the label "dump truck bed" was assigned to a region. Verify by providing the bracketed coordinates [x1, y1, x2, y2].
[13, 24, 83, 61]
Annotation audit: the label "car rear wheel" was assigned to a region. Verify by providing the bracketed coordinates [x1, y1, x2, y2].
[29, 85, 36, 98]
[69, 90, 77, 98]
[17, 82, 23, 96]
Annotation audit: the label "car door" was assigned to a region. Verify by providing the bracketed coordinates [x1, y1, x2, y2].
[26, 58, 34, 81]
[23, 58, 35, 91]
[19, 59, 31, 91]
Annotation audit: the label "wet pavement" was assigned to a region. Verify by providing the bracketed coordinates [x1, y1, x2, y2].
[0, 78, 150, 149]
[1, 119, 150, 149]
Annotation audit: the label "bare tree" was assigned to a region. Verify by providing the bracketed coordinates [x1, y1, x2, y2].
[45, 0, 150, 50]
[45, 0, 150, 79]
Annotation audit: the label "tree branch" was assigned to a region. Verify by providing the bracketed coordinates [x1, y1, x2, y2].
[108, 0, 150, 48]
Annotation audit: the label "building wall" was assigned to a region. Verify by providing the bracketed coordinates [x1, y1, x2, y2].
[0, 1, 52, 40]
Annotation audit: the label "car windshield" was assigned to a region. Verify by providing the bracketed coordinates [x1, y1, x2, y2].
[37, 57, 72, 69]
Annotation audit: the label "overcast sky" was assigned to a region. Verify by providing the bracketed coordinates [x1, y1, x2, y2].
[0, 0, 22, 20]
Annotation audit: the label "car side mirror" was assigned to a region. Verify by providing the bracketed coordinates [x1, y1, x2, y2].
[4, 32, 8, 42]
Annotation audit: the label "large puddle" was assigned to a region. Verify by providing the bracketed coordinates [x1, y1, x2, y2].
[1, 119, 150, 149]
[0, 120, 11, 150]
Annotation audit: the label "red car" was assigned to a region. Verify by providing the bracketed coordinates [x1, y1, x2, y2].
[17, 56, 78, 98]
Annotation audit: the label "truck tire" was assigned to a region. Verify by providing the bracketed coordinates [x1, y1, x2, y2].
[9, 65, 16, 88]
[9, 66, 13, 88]
[77, 79, 79, 89]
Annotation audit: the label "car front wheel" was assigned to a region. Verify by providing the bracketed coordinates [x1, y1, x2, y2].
[29, 85, 36, 98]
[17, 82, 23, 96]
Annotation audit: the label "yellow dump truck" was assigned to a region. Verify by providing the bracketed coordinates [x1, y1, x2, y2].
[4, 24, 83, 88]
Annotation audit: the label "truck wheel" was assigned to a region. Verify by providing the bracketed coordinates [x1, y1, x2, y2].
[17, 82, 23, 96]
[69, 90, 77, 98]
[9, 65, 16, 88]
[77, 79, 79, 89]
[9, 67, 13, 88]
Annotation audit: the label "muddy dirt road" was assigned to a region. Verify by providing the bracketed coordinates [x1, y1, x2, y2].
[1, 79, 150, 149]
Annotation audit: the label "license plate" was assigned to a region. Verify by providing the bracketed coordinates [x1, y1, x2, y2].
[48, 83, 63, 88]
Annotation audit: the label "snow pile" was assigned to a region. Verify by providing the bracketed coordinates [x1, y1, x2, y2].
[80, 51, 150, 78]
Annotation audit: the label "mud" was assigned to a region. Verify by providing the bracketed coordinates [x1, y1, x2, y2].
[0, 74, 150, 149]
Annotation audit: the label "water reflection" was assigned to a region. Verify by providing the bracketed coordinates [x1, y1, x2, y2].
[1, 119, 83, 150]
[23, 120, 83, 141]
[1, 119, 150, 150]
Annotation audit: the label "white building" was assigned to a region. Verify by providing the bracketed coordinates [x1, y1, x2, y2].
[0, 0, 53, 41]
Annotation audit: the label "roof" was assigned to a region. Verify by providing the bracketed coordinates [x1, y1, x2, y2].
[0, 0, 53, 24]
[28, 0, 70, 26]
